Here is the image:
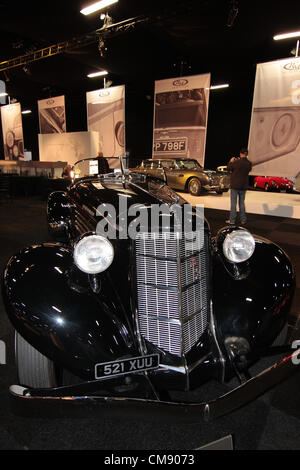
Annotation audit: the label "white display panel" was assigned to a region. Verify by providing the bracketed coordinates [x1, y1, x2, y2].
[152, 74, 211, 167]
[38, 131, 99, 164]
[248, 58, 300, 177]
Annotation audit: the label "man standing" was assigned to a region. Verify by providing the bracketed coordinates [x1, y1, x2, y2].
[226, 148, 252, 225]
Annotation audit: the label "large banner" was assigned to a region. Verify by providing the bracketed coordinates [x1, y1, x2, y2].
[0, 80, 6, 105]
[38, 95, 66, 134]
[86, 85, 125, 168]
[1, 102, 24, 160]
[152, 74, 211, 166]
[248, 58, 300, 177]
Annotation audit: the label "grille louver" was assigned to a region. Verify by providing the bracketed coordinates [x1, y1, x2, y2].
[135, 231, 209, 356]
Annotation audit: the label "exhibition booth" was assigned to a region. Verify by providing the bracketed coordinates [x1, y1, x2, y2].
[1, 0, 300, 454]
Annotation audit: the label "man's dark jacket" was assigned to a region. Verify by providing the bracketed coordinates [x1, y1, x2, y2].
[227, 157, 252, 190]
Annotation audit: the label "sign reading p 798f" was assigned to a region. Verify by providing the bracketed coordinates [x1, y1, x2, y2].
[154, 138, 186, 153]
[95, 354, 159, 379]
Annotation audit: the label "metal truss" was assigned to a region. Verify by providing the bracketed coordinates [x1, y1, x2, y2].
[0, 15, 148, 73]
[0, 33, 99, 72]
[0, 0, 201, 73]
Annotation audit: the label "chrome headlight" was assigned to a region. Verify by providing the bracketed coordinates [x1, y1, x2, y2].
[223, 229, 255, 263]
[74, 234, 114, 274]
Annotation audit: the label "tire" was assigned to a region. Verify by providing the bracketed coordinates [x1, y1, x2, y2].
[188, 178, 202, 196]
[15, 331, 58, 388]
[264, 183, 269, 191]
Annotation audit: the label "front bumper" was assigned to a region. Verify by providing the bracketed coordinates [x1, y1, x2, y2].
[203, 184, 227, 191]
[9, 349, 300, 423]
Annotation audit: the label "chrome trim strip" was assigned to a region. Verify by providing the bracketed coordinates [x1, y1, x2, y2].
[209, 299, 226, 383]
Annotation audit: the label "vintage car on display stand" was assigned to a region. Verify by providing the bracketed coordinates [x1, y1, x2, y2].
[132, 158, 230, 196]
[1, 156, 299, 423]
[253, 175, 294, 192]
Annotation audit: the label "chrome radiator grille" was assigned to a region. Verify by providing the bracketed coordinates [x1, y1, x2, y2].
[135, 231, 209, 356]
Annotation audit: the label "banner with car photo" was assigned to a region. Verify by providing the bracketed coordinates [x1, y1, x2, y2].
[248, 57, 300, 178]
[86, 85, 125, 169]
[38, 95, 66, 134]
[152, 73, 211, 167]
[1, 102, 24, 160]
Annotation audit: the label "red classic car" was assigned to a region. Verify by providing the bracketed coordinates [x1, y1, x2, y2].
[253, 176, 294, 192]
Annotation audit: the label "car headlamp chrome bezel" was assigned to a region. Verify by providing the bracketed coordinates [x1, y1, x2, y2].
[223, 229, 255, 264]
[73, 233, 114, 274]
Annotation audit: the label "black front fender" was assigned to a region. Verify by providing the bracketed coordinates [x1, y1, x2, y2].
[212, 233, 295, 352]
[2, 243, 135, 380]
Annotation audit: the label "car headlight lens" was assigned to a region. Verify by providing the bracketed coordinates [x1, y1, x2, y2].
[223, 230, 255, 263]
[74, 234, 114, 274]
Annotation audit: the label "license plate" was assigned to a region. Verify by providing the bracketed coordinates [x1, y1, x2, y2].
[95, 354, 159, 379]
[154, 139, 187, 153]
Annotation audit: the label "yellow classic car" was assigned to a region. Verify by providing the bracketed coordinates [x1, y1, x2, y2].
[131, 158, 230, 196]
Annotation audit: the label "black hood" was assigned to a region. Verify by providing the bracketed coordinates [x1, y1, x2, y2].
[68, 174, 209, 235]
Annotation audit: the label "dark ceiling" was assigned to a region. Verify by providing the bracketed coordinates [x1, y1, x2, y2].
[1, 0, 300, 166]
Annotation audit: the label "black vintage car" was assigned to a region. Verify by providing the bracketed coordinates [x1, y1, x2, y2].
[1, 157, 299, 422]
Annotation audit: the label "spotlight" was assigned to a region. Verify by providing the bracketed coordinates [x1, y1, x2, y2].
[101, 12, 113, 27]
[227, 0, 239, 27]
[210, 84, 229, 90]
[98, 36, 108, 56]
[87, 70, 108, 78]
[273, 31, 300, 40]
[80, 0, 118, 16]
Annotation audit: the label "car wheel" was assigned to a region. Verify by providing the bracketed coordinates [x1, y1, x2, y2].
[15, 331, 58, 388]
[216, 190, 223, 194]
[264, 183, 269, 191]
[188, 178, 202, 196]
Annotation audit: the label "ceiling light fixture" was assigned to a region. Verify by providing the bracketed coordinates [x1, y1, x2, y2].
[273, 31, 300, 40]
[21, 110, 32, 114]
[210, 84, 229, 90]
[80, 0, 118, 16]
[87, 70, 108, 78]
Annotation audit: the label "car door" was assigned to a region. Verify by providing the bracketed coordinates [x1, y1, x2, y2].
[151, 160, 166, 181]
[160, 160, 182, 189]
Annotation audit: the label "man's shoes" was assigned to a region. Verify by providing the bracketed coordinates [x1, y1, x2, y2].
[225, 220, 235, 225]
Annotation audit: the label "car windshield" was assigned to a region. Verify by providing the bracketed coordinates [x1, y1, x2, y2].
[72, 159, 101, 179]
[72, 157, 120, 179]
[174, 159, 202, 170]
